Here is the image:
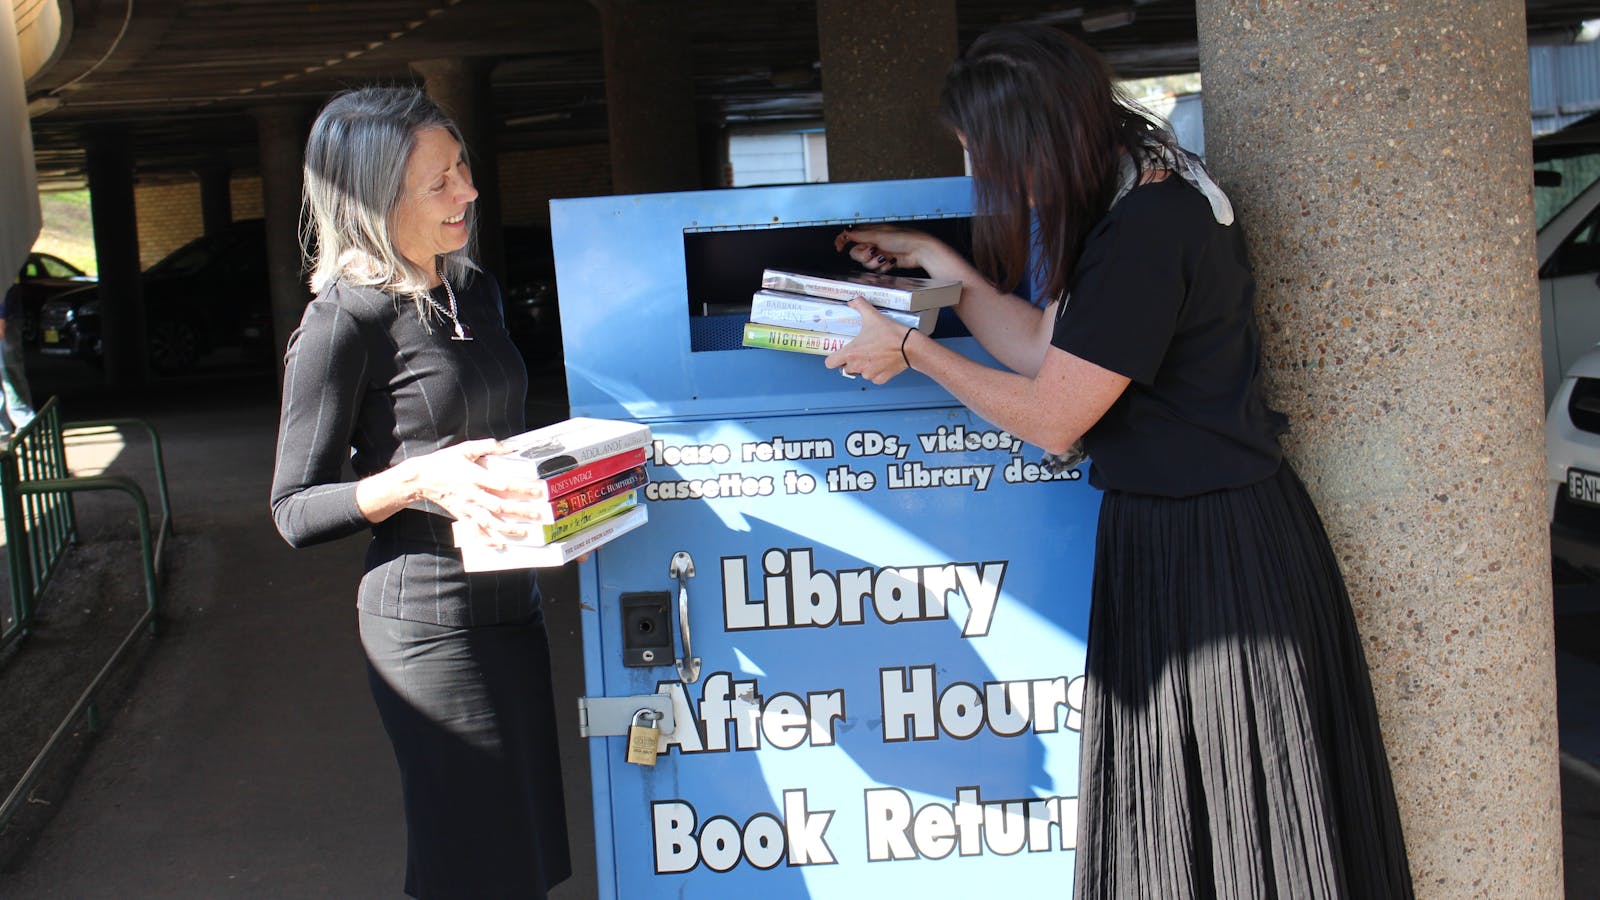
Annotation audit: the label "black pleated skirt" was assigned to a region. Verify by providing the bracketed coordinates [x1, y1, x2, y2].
[1074, 461, 1414, 899]
[360, 610, 572, 899]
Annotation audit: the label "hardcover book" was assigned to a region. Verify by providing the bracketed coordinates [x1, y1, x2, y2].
[760, 268, 962, 312]
[488, 417, 652, 483]
[749, 289, 936, 336]
[457, 505, 649, 572]
[741, 322, 851, 356]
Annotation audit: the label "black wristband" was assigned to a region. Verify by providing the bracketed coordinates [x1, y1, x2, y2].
[900, 326, 914, 370]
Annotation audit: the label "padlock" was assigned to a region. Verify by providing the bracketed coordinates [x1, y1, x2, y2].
[626, 709, 663, 766]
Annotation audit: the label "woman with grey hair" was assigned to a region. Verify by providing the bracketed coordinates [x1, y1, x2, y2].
[270, 86, 570, 898]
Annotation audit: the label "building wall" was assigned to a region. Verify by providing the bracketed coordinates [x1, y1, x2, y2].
[499, 143, 612, 225]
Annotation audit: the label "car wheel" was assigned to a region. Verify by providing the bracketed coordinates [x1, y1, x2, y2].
[149, 318, 202, 374]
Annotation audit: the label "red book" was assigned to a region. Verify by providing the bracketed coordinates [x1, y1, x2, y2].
[543, 447, 648, 500]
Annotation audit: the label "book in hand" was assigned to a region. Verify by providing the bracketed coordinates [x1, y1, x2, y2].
[453, 490, 637, 554]
[486, 417, 652, 485]
[741, 322, 850, 356]
[457, 505, 649, 572]
[537, 465, 648, 524]
[538, 447, 648, 501]
[760, 268, 961, 313]
[749, 289, 937, 336]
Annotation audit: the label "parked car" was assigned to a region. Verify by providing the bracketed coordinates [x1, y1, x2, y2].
[38, 219, 271, 375]
[1547, 344, 1600, 574]
[1536, 113, 1600, 408]
[13, 251, 95, 346]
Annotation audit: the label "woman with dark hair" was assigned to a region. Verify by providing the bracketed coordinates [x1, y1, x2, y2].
[826, 25, 1414, 899]
[270, 86, 569, 898]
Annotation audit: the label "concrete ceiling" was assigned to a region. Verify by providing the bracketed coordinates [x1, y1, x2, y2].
[21, 0, 1600, 188]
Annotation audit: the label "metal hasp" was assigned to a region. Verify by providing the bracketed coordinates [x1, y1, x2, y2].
[576, 694, 677, 738]
[668, 551, 701, 684]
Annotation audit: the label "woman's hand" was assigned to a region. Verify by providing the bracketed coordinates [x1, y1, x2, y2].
[834, 225, 942, 274]
[825, 298, 916, 385]
[361, 438, 551, 547]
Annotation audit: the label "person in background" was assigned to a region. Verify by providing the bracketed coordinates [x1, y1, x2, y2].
[0, 280, 37, 442]
[270, 87, 570, 899]
[825, 25, 1414, 898]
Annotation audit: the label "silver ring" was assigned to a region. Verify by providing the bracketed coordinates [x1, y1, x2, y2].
[840, 369, 857, 379]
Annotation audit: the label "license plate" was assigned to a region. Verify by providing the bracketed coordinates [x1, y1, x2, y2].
[1568, 468, 1600, 506]
[42, 328, 58, 344]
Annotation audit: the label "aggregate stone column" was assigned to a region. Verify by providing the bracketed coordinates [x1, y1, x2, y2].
[252, 104, 310, 381]
[816, 0, 963, 182]
[595, 0, 698, 194]
[84, 126, 147, 387]
[1195, 2, 1561, 895]
[412, 57, 506, 285]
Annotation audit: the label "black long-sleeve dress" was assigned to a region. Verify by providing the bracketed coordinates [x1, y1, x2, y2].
[271, 273, 571, 898]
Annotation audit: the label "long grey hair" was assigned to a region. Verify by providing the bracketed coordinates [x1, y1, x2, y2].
[300, 86, 477, 323]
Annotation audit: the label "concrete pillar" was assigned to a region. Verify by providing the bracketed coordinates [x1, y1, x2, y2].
[816, 0, 963, 182]
[252, 104, 309, 379]
[412, 57, 506, 286]
[595, 0, 698, 194]
[84, 126, 146, 387]
[198, 161, 232, 236]
[1195, 2, 1560, 896]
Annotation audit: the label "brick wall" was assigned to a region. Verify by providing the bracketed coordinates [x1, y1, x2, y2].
[498, 144, 612, 225]
[131, 175, 265, 268]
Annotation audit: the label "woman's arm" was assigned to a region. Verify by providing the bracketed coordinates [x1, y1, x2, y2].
[836, 226, 1054, 376]
[825, 297, 1127, 455]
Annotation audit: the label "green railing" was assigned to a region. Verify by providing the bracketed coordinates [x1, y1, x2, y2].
[0, 396, 175, 830]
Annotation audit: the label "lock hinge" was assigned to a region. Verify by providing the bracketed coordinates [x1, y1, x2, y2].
[577, 694, 677, 738]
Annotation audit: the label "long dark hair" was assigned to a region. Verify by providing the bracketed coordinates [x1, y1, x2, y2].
[941, 26, 1167, 305]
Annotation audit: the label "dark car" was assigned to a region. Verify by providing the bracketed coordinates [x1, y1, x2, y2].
[38, 219, 271, 375]
[13, 251, 95, 345]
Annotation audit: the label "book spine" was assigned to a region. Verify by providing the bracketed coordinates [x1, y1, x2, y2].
[539, 491, 639, 545]
[543, 447, 648, 498]
[560, 429, 652, 468]
[749, 292, 926, 336]
[549, 466, 649, 520]
[742, 322, 850, 356]
[761, 272, 916, 311]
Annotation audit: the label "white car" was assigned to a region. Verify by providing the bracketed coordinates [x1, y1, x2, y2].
[1536, 116, 1600, 409]
[1535, 116, 1600, 571]
[1547, 342, 1600, 572]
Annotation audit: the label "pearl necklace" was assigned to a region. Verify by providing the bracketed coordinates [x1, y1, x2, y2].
[426, 266, 472, 341]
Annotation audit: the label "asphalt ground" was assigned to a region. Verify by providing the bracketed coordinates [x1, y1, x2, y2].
[0, 349, 1594, 898]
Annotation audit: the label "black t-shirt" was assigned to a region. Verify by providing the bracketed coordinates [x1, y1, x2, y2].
[1051, 176, 1288, 497]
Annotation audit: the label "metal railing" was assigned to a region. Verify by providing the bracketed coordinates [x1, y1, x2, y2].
[0, 396, 175, 830]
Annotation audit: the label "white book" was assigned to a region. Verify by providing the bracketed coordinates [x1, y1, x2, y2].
[489, 417, 652, 480]
[748, 289, 937, 336]
[457, 505, 648, 572]
[760, 268, 962, 312]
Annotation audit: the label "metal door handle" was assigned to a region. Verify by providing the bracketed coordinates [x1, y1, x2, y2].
[668, 551, 701, 684]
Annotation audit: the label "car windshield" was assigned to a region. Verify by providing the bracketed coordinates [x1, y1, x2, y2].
[1537, 150, 1600, 230]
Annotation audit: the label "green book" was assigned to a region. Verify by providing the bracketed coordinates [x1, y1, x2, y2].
[742, 321, 850, 356]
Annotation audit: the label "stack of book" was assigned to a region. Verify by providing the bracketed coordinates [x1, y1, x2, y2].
[741, 268, 962, 356]
[453, 417, 652, 571]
